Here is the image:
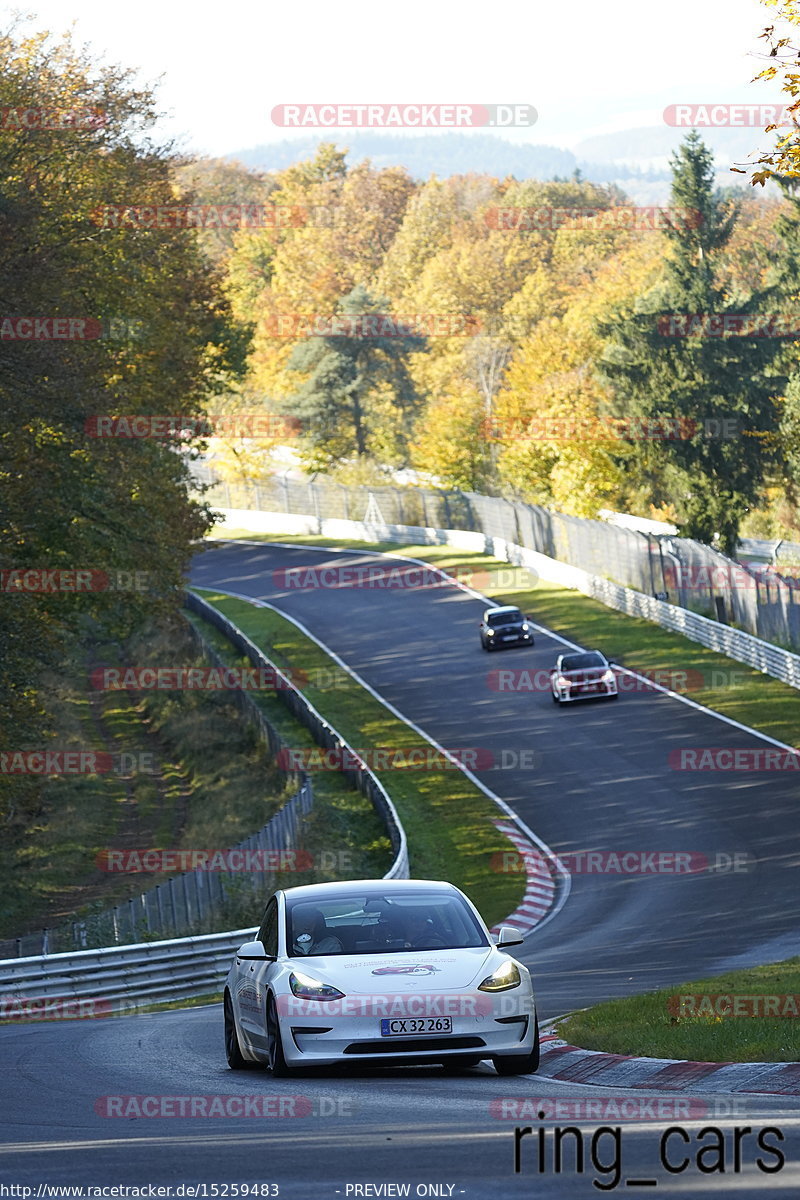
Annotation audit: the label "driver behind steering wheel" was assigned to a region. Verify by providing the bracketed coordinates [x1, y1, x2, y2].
[402, 910, 447, 949]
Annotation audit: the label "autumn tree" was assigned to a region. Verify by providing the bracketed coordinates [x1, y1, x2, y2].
[740, 0, 800, 185]
[0, 23, 235, 836]
[411, 393, 493, 492]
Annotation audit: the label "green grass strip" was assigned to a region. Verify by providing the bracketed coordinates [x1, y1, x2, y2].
[185, 609, 393, 887]
[555, 958, 800, 1062]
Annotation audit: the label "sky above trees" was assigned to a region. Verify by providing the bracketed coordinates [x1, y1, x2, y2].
[12, 1, 788, 156]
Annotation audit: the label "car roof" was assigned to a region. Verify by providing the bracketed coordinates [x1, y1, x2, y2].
[280, 878, 461, 902]
[484, 605, 522, 615]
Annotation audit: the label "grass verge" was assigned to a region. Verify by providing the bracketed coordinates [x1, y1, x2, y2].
[0, 620, 293, 946]
[185, 608, 393, 889]
[554, 958, 800, 1062]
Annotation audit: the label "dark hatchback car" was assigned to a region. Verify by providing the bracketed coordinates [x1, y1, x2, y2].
[479, 606, 534, 651]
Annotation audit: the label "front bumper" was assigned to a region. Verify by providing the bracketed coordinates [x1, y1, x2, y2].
[277, 991, 537, 1067]
[555, 681, 618, 702]
[486, 631, 534, 649]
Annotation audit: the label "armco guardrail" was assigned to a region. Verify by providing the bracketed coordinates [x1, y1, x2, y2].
[496, 538, 800, 689]
[213, 507, 800, 691]
[0, 928, 259, 1014]
[186, 591, 409, 882]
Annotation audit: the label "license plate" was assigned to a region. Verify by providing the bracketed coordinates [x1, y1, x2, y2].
[380, 1017, 453, 1036]
[501, 634, 518, 641]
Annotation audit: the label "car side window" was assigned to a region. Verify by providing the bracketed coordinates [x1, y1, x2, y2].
[258, 898, 278, 957]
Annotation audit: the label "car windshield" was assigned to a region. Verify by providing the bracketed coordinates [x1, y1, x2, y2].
[561, 652, 607, 671]
[487, 609, 523, 626]
[285, 889, 489, 956]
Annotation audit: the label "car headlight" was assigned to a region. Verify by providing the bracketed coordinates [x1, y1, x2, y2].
[601, 669, 615, 683]
[477, 959, 521, 992]
[556, 675, 570, 688]
[521, 623, 530, 632]
[289, 971, 345, 1001]
[486, 628, 495, 636]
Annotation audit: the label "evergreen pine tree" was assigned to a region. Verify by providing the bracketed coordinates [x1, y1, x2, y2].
[284, 284, 427, 467]
[598, 132, 783, 554]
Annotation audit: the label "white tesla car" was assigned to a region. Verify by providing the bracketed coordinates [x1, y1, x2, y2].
[223, 878, 539, 1076]
[550, 650, 619, 704]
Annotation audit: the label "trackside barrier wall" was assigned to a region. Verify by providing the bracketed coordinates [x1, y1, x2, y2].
[212, 508, 800, 691]
[0, 928, 260, 1013]
[185, 591, 409, 882]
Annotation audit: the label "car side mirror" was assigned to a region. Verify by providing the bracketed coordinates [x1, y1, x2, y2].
[236, 940, 269, 960]
[494, 924, 524, 949]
